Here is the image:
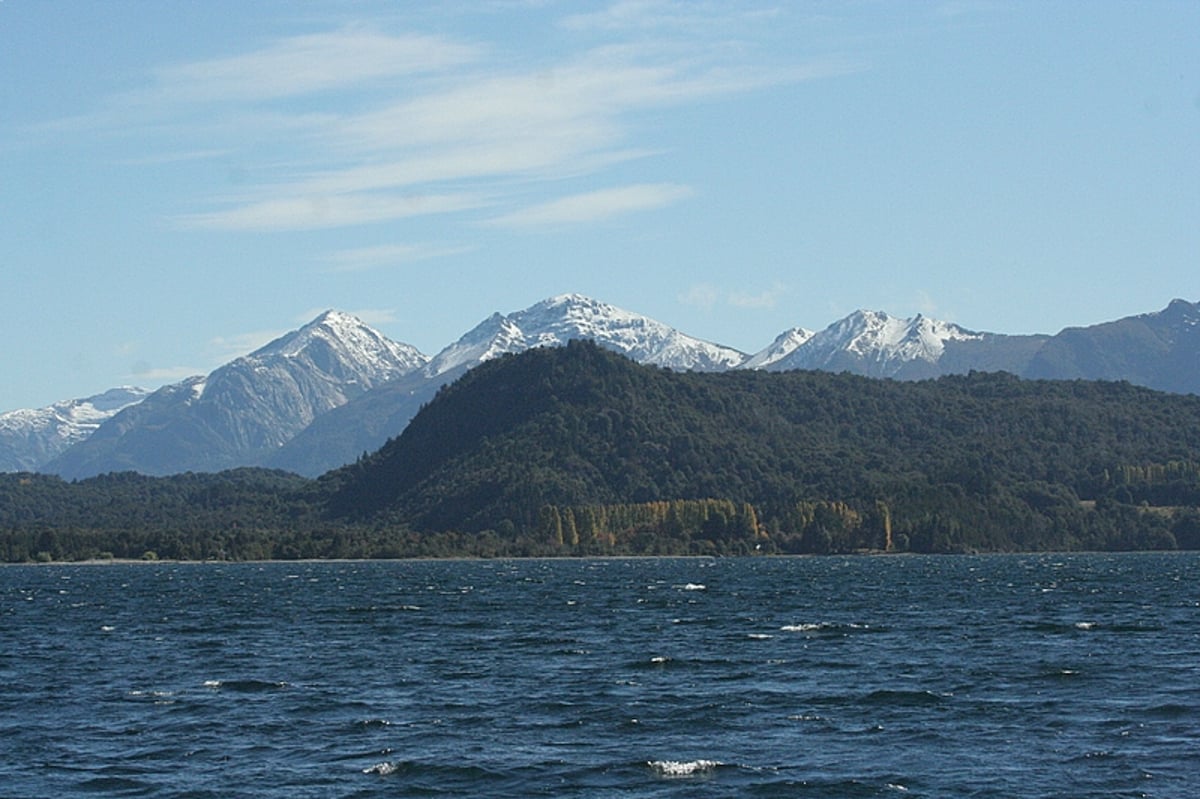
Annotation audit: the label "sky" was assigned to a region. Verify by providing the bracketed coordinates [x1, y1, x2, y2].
[2, 0, 1198, 412]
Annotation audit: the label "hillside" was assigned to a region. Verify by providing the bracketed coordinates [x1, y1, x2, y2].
[262, 297, 1200, 477]
[268, 294, 745, 475]
[5, 341, 1200, 561]
[7, 296, 1197, 480]
[324, 340, 1200, 553]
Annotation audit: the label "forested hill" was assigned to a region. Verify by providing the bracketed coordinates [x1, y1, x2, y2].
[4, 339, 1200, 561]
[324, 340, 1200, 553]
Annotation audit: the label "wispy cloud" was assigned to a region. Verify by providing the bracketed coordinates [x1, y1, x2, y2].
[487, 183, 693, 228]
[915, 289, 957, 321]
[729, 282, 788, 309]
[56, 7, 851, 234]
[147, 27, 481, 104]
[321, 243, 475, 272]
[561, 0, 782, 33]
[681, 281, 789, 311]
[127, 363, 205, 384]
[178, 192, 485, 232]
[344, 308, 403, 326]
[206, 329, 290, 362]
[679, 283, 721, 310]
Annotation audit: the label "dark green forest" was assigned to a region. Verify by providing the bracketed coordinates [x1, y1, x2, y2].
[4, 340, 1200, 561]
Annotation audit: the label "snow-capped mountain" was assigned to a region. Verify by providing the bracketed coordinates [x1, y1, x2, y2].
[268, 294, 746, 476]
[46, 311, 427, 479]
[754, 310, 986, 378]
[13, 295, 1198, 480]
[425, 294, 746, 377]
[741, 327, 816, 370]
[0, 387, 149, 472]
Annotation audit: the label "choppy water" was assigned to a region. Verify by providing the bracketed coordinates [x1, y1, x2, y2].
[2, 554, 1198, 798]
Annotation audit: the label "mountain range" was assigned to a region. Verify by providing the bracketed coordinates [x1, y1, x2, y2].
[0, 387, 149, 472]
[40, 311, 425, 478]
[2, 294, 1196, 479]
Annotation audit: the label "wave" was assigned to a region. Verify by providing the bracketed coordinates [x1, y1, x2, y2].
[201, 679, 290, 692]
[339, 603, 423, 614]
[353, 718, 393, 729]
[780, 621, 878, 635]
[363, 761, 402, 776]
[871, 689, 947, 705]
[647, 759, 722, 778]
[1026, 619, 1164, 636]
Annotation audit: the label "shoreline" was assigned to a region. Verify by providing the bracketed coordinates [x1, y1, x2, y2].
[5, 549, 1193, 567]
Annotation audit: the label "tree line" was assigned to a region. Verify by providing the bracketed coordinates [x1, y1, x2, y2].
[3, 340, 1200, 561]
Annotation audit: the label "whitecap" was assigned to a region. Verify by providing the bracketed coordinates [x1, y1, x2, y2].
[648, 759, 721, 777]
[747, 633, 774, 640]
[682, 583, 706, 591]
[363, 761, 399, 776]
[1074, 621, 1096, 630]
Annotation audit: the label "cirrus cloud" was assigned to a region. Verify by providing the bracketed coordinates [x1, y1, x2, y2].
[51, 7, 854, 236]
[486, 183, 694, 228]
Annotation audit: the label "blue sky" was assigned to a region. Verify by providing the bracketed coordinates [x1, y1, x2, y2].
[2, 1, 1198, 412]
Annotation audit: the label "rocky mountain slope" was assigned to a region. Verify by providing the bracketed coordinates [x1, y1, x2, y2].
[1023, 298, 1200, 393]
[45, 311, 426, 479]
[7, 296, 1197, 479]
[0, 387, 149, 472]
[267, 294, 746, 475]
[743, 310, 1049, 379]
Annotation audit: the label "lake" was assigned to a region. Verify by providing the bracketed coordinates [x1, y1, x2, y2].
[2, 553, 1198, 797]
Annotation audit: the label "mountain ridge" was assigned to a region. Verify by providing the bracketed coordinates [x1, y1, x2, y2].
[5, 295, 1198, 478]
[0, 387, 150, 472]
[266, 293, 747, 475]
[44, 311, 427, 479]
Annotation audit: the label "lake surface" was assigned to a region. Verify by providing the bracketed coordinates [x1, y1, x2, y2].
[2, 554, 1198, 798]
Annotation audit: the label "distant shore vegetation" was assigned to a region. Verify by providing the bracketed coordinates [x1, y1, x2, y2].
[4, 342, 1200, 563]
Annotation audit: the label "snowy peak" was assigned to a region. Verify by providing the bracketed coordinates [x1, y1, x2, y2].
[247, 310, 427, 382]
[0, 387, 149, 435]
[45, 312, 430, 478]
[425, 294, 746, 377]
[742, 327, 816, 369]
[423, 313, 526, 378]
[202, 310, 430, 430]
[0, 387, 150, 472]
[758, 310, 983, 375]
